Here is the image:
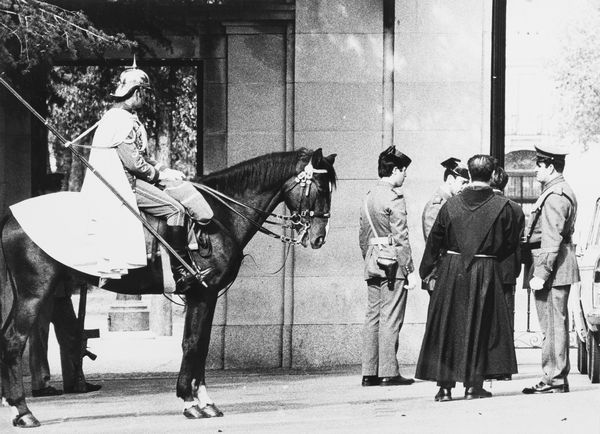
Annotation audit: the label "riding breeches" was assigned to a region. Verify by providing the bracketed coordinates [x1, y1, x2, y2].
[135, 179, 186, 226]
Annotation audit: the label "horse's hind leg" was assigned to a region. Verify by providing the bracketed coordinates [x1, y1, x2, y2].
[1, 286, 54, 428]
[176, 290, 219, 418]
[1, 233, 60, 427]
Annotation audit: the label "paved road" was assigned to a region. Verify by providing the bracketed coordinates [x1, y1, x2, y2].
[2, 363, 599, 433]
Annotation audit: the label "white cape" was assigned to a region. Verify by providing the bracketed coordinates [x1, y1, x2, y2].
[10, 191, 145, 278]
[11, 108, 148, 278]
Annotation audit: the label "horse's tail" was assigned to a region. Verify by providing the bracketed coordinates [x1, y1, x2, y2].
[0, 214, 17, 338]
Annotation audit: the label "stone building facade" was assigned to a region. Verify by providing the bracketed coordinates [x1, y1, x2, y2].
[0, 0, 496, 368]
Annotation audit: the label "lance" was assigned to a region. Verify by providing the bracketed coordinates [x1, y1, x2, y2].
[0, 74, 211, 287]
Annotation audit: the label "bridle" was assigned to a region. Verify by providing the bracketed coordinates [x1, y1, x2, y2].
[190, 162, 331, 246]
[282, 162, 331, 243]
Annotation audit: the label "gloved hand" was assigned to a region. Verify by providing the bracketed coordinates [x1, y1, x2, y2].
[529, 276, 545, 291]
[159, 168, 185, 182]
[404, 272, 417, 290]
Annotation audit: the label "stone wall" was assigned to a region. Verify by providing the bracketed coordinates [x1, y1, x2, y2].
[203, 0, 494, 368]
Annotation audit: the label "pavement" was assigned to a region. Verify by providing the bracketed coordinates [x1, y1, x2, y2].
[3, 354, 600, 433]
[2, 295, 598, 432]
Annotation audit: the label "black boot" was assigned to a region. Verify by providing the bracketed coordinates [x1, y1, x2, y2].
[166, 226, 198, 295]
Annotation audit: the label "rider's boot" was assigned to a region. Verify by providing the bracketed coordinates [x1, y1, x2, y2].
[166, 225, 198, 295]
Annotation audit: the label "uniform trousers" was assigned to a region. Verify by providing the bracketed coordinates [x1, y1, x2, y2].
[362, 277, 408, 378]
[135, 179, 186, 227]
[29, 294, 85, 391]
[534, 284, 570, 386]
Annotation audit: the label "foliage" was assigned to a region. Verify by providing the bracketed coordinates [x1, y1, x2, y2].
[48, 66, 198, 191]
[0, 0, 133, 73]
[47, 66, 113, 190]
[554, 2, 600, 149]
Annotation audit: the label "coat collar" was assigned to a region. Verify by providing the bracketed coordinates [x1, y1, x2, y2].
[542, 174, 565, 192]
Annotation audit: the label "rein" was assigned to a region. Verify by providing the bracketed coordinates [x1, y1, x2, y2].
[190, 162, 331, 246]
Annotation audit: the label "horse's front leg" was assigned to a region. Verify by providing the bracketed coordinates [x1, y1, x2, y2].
[176, 289, 219, 419]
[191, 290, 222, 417]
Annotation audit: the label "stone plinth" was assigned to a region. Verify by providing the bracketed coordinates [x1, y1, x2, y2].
[107, 295, 150, 332]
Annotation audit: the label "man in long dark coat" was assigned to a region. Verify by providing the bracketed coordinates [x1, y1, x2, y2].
[416, 154, 520, 402]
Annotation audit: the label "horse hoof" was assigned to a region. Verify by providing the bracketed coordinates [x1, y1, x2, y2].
[183, 404, 210, 419]
[12, 412, 41, 428]
[201, 403, 224, 417]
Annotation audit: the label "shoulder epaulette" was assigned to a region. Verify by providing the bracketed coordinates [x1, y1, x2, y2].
[551, 186, 563, 195]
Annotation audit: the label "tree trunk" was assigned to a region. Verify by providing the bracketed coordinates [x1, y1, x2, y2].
[155, 67, 176, 166]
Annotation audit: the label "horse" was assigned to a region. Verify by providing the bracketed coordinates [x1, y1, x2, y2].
[0, 147, 337, 428]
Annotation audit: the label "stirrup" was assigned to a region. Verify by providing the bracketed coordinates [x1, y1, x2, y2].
[173, 266, 215, 294]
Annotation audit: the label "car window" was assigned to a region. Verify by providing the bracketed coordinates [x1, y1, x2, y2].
[588, 199, 600, 248]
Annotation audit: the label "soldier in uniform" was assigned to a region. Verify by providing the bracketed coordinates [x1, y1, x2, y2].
[358, 146, 417, 387]
[421, 158, 469, 292]
[29, 282, 102, 396]
[522, 144, 579, 394]
[83, 62, 213, 294]
[29, 173, 101, 396]
[422, 157, 469, 241]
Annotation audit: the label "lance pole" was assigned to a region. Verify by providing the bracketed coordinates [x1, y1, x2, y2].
[0, 75, 210, 286]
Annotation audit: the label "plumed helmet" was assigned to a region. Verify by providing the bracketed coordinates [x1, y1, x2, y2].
[111, 58, 150, 98]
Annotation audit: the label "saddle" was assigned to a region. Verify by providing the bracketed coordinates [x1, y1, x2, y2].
[100, 215, 212, 294]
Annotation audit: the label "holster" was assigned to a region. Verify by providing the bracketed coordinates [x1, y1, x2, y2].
[520, 240, 538, 290]
[377, 258, 398, 291]
[520, 241, 538, 267]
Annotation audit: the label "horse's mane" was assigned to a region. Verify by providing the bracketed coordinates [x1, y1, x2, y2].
[198, 148, 313, 195]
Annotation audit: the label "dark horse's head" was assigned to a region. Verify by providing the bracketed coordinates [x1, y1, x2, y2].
[283, 148, 337, 249]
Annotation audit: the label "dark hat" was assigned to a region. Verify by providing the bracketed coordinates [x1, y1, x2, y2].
[441, 157, 469, 179]
[535, 144, 568, 164]
[380, 146, 412, 169]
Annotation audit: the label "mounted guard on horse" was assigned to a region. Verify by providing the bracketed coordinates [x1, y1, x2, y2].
[80, 61, 215, 295]
[0, 63, 337, 428]
[12, 61, 215, 295]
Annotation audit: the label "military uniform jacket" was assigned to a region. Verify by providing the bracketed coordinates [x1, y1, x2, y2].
[422, 186, 452, 241]
[526, 175, 580, 286]
[359, 181, 414, 280]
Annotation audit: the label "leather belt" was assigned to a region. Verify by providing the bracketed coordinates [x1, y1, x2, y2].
[368, 237, 390, 245]
[524, 241, 573, 250]
[446, 250, 496, 258]
[524, 241, 541, 250]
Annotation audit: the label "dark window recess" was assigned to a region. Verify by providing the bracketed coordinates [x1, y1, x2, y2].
[506, 171, 540, 217]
